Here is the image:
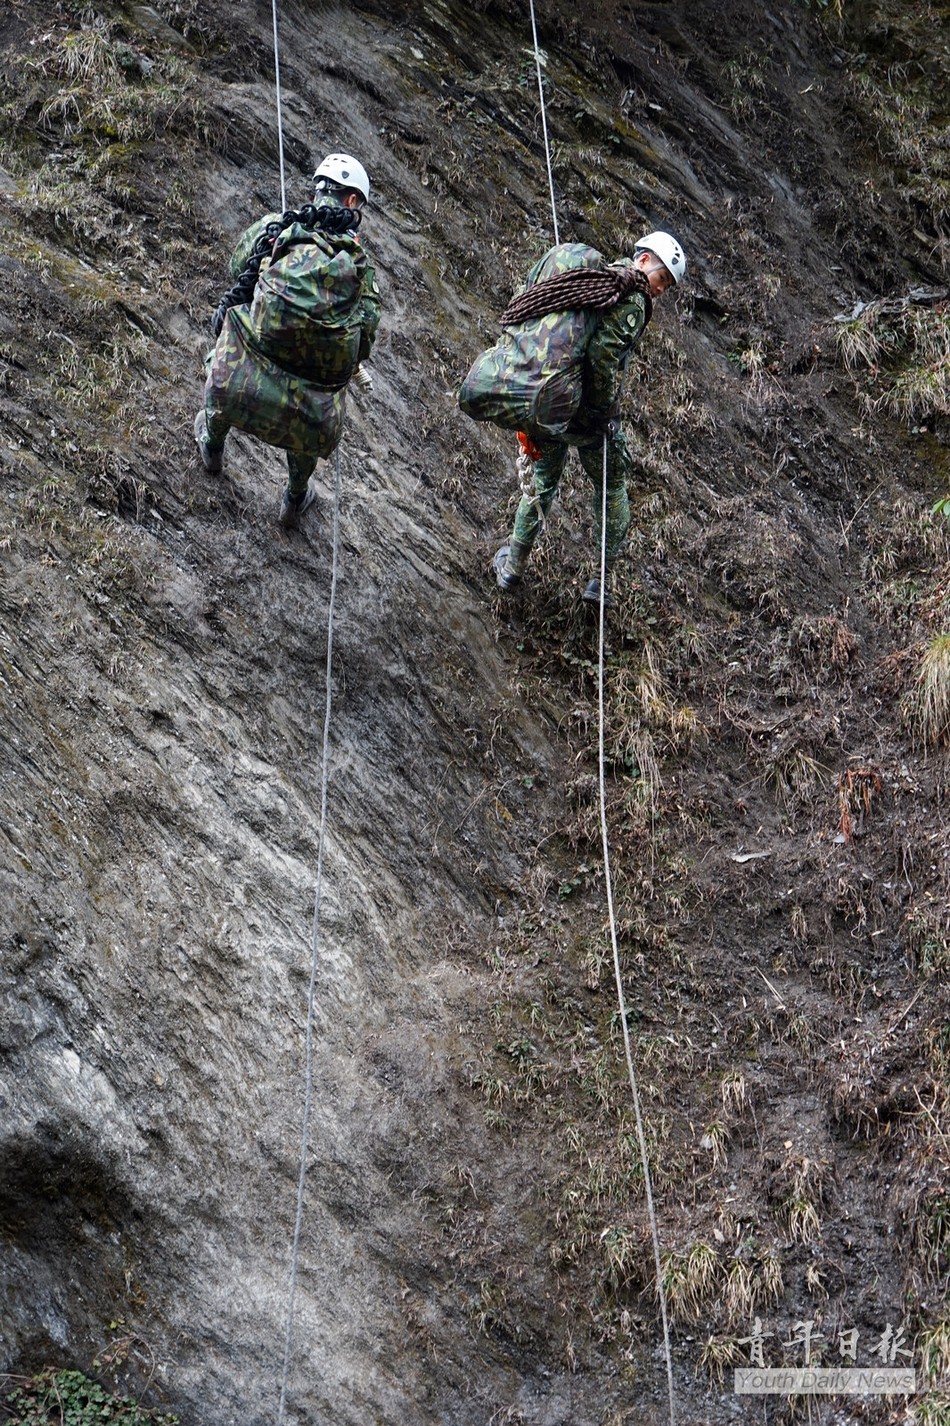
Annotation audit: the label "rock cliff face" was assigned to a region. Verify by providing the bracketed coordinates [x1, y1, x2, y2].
[2, 1, 949, 1424]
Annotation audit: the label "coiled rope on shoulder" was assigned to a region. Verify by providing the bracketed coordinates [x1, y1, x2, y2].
[499, 266, 652, 327]
[276, 446, 343, 1426]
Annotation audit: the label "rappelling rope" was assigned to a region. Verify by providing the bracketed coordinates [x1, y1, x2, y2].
[271, 0, 287, 212]
[597, 437, 676, 1426]
[276, 451, 343, 1426]
[520, 10, 676, 1403]
[519, 52, 679, 1410]
[267, 5, 337, 1417]
[528, 0, 559, 245]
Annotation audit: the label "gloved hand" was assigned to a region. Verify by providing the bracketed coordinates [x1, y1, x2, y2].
[212, 300, 229, 338]
[352, 365, 374, 394]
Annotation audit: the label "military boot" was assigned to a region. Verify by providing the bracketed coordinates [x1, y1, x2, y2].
[278, 483, 318, 531]
[493, 539, 530, 592]
[582, 572, 617, 609]
[194, 410, 224, 474]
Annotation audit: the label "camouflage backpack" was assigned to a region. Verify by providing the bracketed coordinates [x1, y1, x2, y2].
[458, 243, 607, 440]
[248, 222, 368, 387]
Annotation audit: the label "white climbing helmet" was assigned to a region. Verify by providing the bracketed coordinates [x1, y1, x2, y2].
[314, 153, 370, 204]
[635, 230, 687, 284]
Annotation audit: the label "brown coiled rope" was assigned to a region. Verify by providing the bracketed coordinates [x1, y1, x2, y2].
[499, 265, 652, 326]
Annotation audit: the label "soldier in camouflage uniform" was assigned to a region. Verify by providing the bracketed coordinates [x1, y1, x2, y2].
[194, 154, 381, 529]
[459, 231, 686, 603]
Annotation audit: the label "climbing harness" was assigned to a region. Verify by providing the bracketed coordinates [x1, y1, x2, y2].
[277, 445, 343, 1426]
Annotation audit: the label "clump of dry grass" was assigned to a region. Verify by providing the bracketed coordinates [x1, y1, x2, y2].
[770, 1154, 832, 1245]
[919, 1318, 950, 1388]
[905, 898, 950, 976]
[700, 1333, 743, 1385]
[661, 1240, 721, 1323]
[831, 299, 950, 422]
[23, 18, 204, 146]
[911, 634, 950, 746]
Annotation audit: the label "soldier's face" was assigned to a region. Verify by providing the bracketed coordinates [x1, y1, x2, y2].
[639, 257, 674, 297]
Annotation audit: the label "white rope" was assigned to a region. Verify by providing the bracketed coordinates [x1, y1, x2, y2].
[516, 449, 546, 537]
[597, 435, 676, 1426]
[527, 0, 560, 244]
[276, 450, 343, 1425]
[271, 0, 287, 212]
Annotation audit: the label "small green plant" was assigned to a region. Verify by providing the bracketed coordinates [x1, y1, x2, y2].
[599, 1223, 643, 1291]
[721, 51, 769, 123]
[2, 1369, 177, 1426]
[918, 1191, 950, 1278]
[914, 1394, 950, 1426]
[905, 899, 950, 976]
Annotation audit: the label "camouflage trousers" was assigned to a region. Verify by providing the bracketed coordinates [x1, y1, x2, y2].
[203, 316, 347, 496]
[511, 426, 632, 562]
[204, 403, 320, 493]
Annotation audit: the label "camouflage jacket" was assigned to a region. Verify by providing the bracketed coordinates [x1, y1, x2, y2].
[204, 203, 381, 456]
[458, 242, 649, 442]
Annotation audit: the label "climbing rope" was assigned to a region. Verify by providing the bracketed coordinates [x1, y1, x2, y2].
[522, 1, 676, 1404]
[271, 0, 287, 211]
[276, 451, 343, 1426]
[597, 437, 676, 1426]
[516, 448, 546, 537]
[528, 0, 560, 244]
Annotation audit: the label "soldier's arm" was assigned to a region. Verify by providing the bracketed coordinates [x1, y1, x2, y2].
[227, 214, 280, 279]
[582, 291, 649, 413]
[357, 260, 382, 364]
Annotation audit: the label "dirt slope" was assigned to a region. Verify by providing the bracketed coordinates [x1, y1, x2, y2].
[1, 1, 949, 1424]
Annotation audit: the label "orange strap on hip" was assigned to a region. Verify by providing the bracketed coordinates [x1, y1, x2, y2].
[516, 430, 543, 462]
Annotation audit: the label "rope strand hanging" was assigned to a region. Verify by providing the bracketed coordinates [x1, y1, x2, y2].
[528, 0, 559, 245]
[522, 3, 677, 1412]
[271, 0, 287, 212]
[597, 437, 676, 1426]
[276, 447, 343, 1426]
